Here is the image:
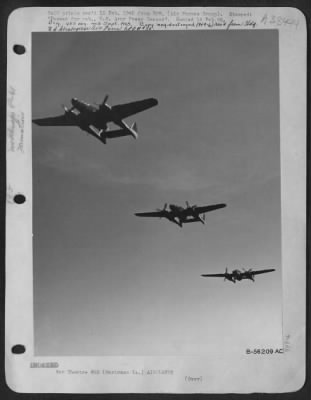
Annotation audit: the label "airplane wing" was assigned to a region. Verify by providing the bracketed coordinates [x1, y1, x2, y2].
[201, 273, 226, 278]
[251, 268, 275, 275]
[135, 211, 165, 218]
[111, 98, 158, 119]
[106, 123, 138, 138]
[194, 203, 227, 215]
[32, 114, 76, 126]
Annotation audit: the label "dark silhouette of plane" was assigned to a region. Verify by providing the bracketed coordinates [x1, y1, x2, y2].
[33, 96, 158, 144]
[201, 268, 275, 283]
[135, 202, 226, 227]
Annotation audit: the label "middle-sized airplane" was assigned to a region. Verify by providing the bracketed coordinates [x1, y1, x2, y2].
[135, 202, 226, 227]
[33, 95, 158, 144]
[201, 267, 275, 283]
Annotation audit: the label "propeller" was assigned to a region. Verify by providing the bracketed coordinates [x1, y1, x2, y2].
[224, 267, 235, 283]
[95, 95, 109, 109]
[96, 95, 110, 110]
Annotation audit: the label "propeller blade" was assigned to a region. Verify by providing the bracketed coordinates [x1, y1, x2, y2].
[62, 104, 68, 112]
[186, 201, 190, 208]
[103, 95, 109, 104]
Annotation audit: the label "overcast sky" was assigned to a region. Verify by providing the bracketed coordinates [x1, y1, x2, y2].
[32, 30, 282, 356]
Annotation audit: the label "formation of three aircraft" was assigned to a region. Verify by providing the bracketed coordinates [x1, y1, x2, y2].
[33, 96, 275, 283]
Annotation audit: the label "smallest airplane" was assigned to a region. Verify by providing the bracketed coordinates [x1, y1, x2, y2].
[201, 267, 275, 283]
[135, 202, 226, 227]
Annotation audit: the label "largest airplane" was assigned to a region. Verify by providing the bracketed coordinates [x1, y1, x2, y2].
[33, 96, 158, 144]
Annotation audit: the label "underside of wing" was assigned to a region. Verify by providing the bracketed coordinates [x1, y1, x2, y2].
[201, 273, 226, 278]
[112, 98, 158, 119]
[135, 211, 164, 218]
[252, 268, 275, 275]
[182, 219, 198, 223]
[195, 203, 227, 215]
[33, 114, 76, 126]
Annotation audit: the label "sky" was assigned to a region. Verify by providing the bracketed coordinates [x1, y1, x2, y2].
[32, 30, 282, 356]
